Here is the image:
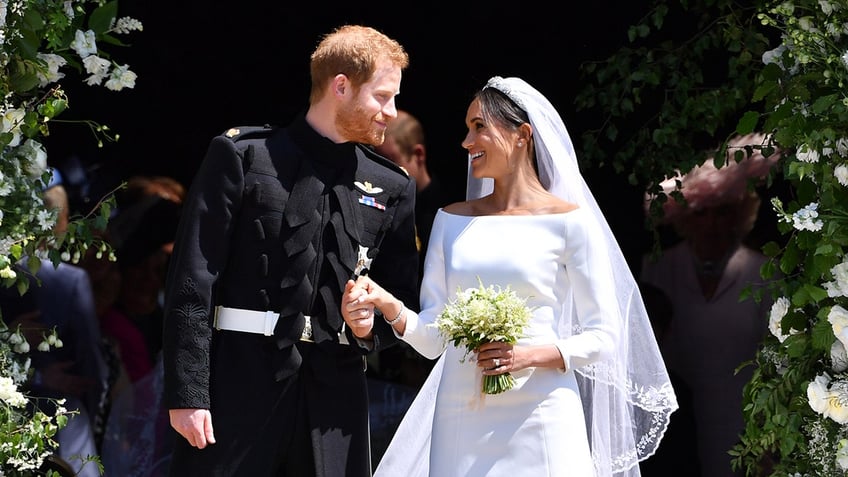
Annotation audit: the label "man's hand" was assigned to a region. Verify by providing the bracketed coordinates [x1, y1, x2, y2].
[169, 408, 216, 449]
[341, 278, 375, 339]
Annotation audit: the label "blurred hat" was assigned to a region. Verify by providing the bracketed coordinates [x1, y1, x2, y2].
[647, 133, 781, 223]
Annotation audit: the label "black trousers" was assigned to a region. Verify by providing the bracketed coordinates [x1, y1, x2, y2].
[168, 339, 371, 477]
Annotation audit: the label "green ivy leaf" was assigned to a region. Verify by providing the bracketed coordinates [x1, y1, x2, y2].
[811, 318, 834, 352]
[735, 111, 760, 135]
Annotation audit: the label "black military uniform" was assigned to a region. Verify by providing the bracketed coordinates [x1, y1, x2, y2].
[162, 114, 419, 477]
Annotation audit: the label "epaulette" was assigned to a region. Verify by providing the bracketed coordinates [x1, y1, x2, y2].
[221, 124, 277, 142]
[360, 144, 410, 179]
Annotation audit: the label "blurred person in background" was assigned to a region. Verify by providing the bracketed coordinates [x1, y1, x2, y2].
[641, 133, 781, 477]
[21, 169, 108, 477]
[98, 175, 184, 477]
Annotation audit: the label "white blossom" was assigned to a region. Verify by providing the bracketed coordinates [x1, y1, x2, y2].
[35, 209, 54, 232]
[1, 107, 25, 147]
[837, 138, 848, 156]
[825, 261, 848, 297]
[111, 17, 142, 34]
[843, 51, 848, 71]
[82, 55, 111, 86]
[826, 380, 848, 423]
[829, 306, 848, 349]
[71, 29, 97, 58]
[776, 2, 795, 16]
[763, 45, 787, 66]
[0, 1, 6, 30]
[18, 139, 47, 178]
[831, 340, 848, 372]
[820, 0, 835, 16]
[0, 376, 26, 407]
[13, 340, 29, 354]
[797, 144, 821, 163]
[769, 296, 793, 342]
[836, 164, 848, 186]
[63, 1, 74, 19]
[104, 64, 136, 91]
[798, 16, 816, 32]
[35, 53, 66, 87]
[7, 332, 22, 346]
[808, 373, 832, 414]
[791, 203, 824, 231]
[0, 265, 16, 279]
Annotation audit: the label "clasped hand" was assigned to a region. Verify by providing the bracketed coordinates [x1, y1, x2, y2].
[341, 275, 398, 339]
[341, 276, 377, 339]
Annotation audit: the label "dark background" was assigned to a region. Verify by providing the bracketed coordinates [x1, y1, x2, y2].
[43, 1, 655, 267]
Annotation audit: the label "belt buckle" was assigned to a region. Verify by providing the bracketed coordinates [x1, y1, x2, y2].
[300, 315, 313, 342]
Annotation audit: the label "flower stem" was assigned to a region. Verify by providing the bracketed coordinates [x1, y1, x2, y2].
[483, 372, 516, 394]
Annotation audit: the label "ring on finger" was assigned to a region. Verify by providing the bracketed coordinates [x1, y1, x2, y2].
[493, 358, 500, 367]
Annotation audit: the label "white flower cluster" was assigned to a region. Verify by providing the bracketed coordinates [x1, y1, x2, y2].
[435, 281, 533, 356]
[0, 375, 26, 407]
[0, 2, 138, 470]
[807, 376, 848, 472]
[826, 258, 848, 297]
[435, 280, 533, 395]
[111, 16, 143, 35]
[71, 25, 140, 91]
[787, 202, 824, 231]
[796, 144, 821, 163]
[0, 315, 68, 471]
[0, 127, 54, 276]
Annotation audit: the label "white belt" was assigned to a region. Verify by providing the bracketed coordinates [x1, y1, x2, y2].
[213, 306, 349, 345]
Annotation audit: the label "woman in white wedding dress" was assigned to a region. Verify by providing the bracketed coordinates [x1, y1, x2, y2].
[340, 77, 677, 476]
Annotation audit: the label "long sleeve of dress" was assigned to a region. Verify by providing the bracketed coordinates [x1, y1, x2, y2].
[395, 210, 448, 360]
[553, 210, 619, 371]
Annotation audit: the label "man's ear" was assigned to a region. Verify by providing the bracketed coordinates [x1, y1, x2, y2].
[411, 143, 426, 166]
[332, 74, 350, 99]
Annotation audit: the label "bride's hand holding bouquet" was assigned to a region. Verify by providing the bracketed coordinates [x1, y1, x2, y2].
[435, 279, 532, 395]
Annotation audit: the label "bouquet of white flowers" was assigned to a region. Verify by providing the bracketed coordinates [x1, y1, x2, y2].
[435, 279, 532, 395]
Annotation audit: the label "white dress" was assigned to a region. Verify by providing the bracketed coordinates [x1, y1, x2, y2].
[376, 208, 619, 477]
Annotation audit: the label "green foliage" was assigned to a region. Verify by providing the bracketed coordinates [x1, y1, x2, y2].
[0, 0, 140, 473]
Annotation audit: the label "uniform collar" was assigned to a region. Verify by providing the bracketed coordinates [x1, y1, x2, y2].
[289, 113, 358, 168]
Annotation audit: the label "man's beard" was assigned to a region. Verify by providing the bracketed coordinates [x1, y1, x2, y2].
[336, 100, 384, 146]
